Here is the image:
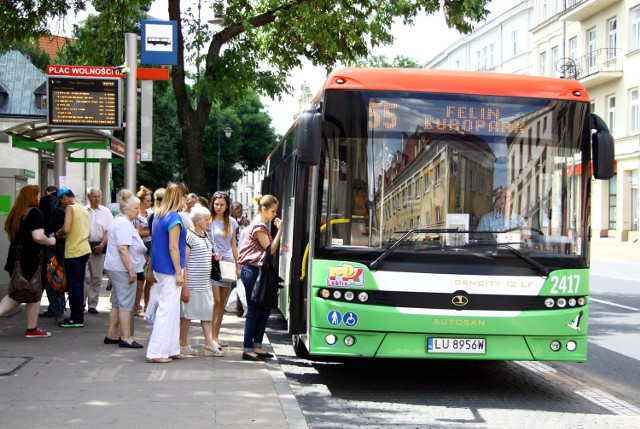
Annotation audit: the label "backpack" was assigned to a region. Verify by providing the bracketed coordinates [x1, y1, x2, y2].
[46, 255, 66, 293]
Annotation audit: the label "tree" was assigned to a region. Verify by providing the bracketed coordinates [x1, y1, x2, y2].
[1, 0, 490, 195]
[167, 0, 490, 195]
[11, 41, 52, 71]
[356, 54, 422, 68]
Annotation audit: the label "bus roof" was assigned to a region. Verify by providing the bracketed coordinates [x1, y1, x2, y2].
[322, 68, 590, 102]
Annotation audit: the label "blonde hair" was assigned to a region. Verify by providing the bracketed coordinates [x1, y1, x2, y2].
[254, 194, 278, 212]
[137, 185, 152, 200]
[117, 189, 140, 213]
[155, 182, 189, 219]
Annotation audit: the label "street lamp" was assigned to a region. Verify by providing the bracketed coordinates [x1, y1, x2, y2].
[217, 124, 233, 190]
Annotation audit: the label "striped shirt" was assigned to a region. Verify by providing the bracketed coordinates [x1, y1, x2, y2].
[185, 228, 212, 291]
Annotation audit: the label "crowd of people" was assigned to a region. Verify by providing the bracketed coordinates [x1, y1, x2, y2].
[2, 182, 282, 365]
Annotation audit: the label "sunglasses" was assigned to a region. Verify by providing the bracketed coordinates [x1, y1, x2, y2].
[213, 192, 228, 198]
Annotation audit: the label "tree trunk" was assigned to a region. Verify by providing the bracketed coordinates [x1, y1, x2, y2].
[169, 0, 213, 197]
[181, 119, 207, 196]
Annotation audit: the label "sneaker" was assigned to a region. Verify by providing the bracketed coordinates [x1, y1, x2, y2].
[59, 318, 84, 328]
[88, 308, 99, 314]
[25, 328, 51, 338]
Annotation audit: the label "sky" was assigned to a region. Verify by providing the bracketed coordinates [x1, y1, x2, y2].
[52, 0, 514, 135]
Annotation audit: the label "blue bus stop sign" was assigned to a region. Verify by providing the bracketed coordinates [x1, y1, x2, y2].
[141, 21, 178, 65]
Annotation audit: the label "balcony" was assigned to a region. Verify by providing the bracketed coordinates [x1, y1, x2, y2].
[562, 0, 620, 22]
[567, 49, 623, 87]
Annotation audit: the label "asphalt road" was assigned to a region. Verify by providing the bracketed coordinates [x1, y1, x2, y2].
[266, 256, 640, 428]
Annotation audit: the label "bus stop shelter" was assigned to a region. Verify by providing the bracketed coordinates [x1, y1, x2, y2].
[3, 120, 128, 203]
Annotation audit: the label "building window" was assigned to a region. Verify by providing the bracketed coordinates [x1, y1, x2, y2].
[552, 46, 559, 77]
[512, 30, 518, 56]
[434, 165, 441, 187]
[607, 95, 615, 135]
[424, 174, 430, 193]
[632, 6, 640, 51]
[541, 0, 548, 21]
[588, 28, 597, 73]
[631, 88, 639, 134]
[540, 51, 547, 76]
[608, 174, 617, 230]
[608, 17, 617, 59]
[569, 37, 577, 61]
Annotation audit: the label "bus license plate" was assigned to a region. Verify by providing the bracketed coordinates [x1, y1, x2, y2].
[427, 337, 486, 354]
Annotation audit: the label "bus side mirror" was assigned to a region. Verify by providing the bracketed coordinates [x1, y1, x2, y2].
[591, 114, 614, 180]
[297, 107, 322, 166]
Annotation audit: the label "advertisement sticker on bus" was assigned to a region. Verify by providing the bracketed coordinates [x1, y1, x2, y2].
[327, 264, 364, 287]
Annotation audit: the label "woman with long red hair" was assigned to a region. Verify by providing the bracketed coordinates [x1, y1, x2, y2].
[1, 185, 56, 338]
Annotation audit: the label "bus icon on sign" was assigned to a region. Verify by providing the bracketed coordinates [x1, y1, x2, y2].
[327, 264, 364, 287]
[147, 37, 171, 46]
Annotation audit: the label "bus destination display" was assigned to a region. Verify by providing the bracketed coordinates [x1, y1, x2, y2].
[47, 77, 122, 129]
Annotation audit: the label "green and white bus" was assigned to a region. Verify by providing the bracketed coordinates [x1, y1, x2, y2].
[261, 68, 614, 361]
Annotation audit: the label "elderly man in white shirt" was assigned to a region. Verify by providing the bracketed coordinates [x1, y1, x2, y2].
[84, 187, 113, 314]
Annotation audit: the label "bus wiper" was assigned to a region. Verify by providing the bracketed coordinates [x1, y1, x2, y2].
[495, 243, 550, 277]
[369, 228, 462, 271]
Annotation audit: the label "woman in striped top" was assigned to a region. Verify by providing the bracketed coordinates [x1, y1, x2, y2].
[179, 204, 223, 357]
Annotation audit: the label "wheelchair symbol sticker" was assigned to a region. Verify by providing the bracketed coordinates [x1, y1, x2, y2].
[343, 312, 358, 327]
[328, 310, 342, 326]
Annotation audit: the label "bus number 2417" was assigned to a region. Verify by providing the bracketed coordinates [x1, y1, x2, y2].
[549, 274, 580, 294]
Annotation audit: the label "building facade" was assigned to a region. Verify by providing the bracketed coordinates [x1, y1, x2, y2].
[426, 0, 640, 241]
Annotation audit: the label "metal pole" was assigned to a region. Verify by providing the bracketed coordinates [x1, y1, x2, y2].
[124, 33, 138, 192]
[217, 126, 221, 190]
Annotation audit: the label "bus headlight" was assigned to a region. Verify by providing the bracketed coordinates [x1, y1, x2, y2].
[577, 297, 586, 306]
[333, 290, 342, 300]
[344, 291, 355, 301]
[556, 298, 567, 308]
[544, 298, 555, 308]
[550, 340, 561, 352]
[325, 334, 337, 345]
[344, 336, 355, 347]
[568, 298, 577, 307]
[357, 292, 369, 303]
[566, 341, 578, 352]
[320, 289, 331, 299]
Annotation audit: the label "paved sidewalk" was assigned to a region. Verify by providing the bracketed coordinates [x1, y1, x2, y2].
[590, 237, 640, 262]
[0, 292, 308, 429]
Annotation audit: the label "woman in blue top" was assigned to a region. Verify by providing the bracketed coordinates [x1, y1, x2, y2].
[208, 191, 239, 348]
[146, 182, 189, 363]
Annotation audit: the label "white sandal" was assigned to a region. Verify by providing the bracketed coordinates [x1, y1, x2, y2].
[179, 345, 198, 356]
[202, 345, 224, 357]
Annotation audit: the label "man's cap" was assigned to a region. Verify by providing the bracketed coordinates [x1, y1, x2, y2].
[56, 188, 75, 201]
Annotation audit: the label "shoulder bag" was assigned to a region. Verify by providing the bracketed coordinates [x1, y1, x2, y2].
[251, 248, 284, 310]
[8, 208, 44, 303]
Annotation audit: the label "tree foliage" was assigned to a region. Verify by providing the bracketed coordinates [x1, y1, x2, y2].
[357, 54, 422, 68]
[1, 0, 490, 195]
[11, 41, 52, 71]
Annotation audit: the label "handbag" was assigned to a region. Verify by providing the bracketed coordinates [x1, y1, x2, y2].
[210, 256, 222, 281]
[8, 208, 44, 303]
[143, 257, 156, 283]
[219, 260, 237, 283]
[251, 249, 284, 310]
[209, 231, 236, 282]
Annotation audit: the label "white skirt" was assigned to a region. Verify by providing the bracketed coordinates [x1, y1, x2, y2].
[180, 288, 213, 321]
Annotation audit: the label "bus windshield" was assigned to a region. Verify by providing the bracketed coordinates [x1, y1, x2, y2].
[319, 89, 590, 261]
